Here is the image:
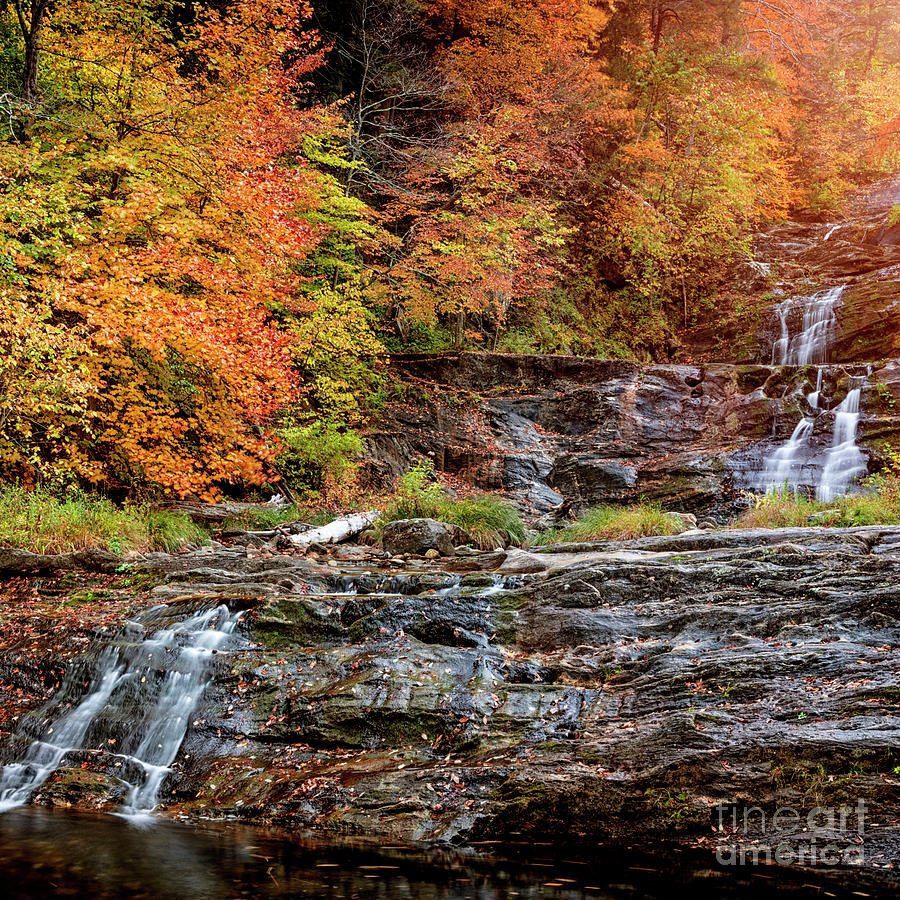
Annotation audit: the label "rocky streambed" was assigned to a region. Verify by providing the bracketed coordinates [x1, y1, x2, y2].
[0, 526, 897, 886]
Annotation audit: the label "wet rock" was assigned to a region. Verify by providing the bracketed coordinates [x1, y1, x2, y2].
[734, 174, 900, 365]
[236, 528, 895, 856]
[217, 528, 271, 548]
[495, 548, 549, 574]
[362, 355, 887, 515]
[666, 511, 697, 529]
[36, 769, 126, 810]
[330, 544, 378, 562]
[3, 528, 899, 883]
[550, 455, 638, 502]
[382, 519, 456, 557]
[444, 551, 507, 572]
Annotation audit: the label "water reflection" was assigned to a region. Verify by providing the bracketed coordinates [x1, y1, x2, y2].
[0, 808, 876, 899]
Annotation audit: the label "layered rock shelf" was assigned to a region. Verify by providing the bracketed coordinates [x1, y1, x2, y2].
[363, 353, 900, 514]
[1, 530, 895, 883]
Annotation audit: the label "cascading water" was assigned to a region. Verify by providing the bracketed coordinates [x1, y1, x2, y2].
[0, 602, 241, 817]
[757, 368, 823, 494]
[771, 285, 842, 366]
[759, 285, 869, 498]
[817, 380, 867, 501]
[757, 417, 815, 494]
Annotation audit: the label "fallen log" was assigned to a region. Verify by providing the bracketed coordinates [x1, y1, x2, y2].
[153, 501, 262, 523]
[284, 511, 380, 548]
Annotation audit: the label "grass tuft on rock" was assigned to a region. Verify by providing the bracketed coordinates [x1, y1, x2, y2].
[145, 510, 209, 552]
[736, 490, 900, 529]
[435, 495, 526, 549]
[0, 486, 207, 555]
[378, 462, 525, 549]
[538, 502, 687, 543]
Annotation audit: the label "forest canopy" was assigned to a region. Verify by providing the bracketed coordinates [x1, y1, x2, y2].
[1, 0, 898, 498]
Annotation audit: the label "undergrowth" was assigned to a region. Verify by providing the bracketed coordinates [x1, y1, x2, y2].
[0, 486, 206, 555]
[377, 462, 525, 549]
[736, 489, 900, 529]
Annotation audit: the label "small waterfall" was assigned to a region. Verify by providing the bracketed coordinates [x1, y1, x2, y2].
[817, 381, 867, 502]
[771, 285, 843, 366]
[758, 369, 825, 496]
[806, 367, 824, 412]
[0, 602, 241, 817]
[757, 417, 815, 494]
[760, 287, 868, 498]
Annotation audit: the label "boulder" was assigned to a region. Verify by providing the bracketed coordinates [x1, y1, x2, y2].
[494, 547, 550, 574]
[664, 511, 697, 530]
[381, 518, 456, 556]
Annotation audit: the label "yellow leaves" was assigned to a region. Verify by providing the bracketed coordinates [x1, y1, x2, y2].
[0, 0, 338, 497]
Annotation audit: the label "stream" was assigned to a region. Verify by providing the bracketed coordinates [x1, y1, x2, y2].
[0, 602, 243, 816]
[0, 806, 877, 899]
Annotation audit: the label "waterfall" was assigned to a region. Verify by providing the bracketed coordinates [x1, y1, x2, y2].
[0, 602, 241, 817]
[817, 382, 867, 502]
[806, 367, 824, 412]
[760, 287, 868, 498]
[771, 286, 842, 366]
[757, 417, 815, 495]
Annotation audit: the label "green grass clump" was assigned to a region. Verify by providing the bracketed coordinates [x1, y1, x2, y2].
[145, 510, 208, 552]
[378, 462, 525, 549]
[736, 490, 900, 529]
[435, 494, 526, 549]
[0, 486, 206, 554]
[539, 502, 687, 543]
[221, 504, 336, 531]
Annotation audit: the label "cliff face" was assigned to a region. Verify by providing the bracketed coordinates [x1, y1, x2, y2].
[689, 173, 900, 365]
[754, 179, 900, 365]
[363, 353, 898, 515]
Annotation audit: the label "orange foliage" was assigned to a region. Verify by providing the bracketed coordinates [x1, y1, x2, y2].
[0, 0, 339, 498]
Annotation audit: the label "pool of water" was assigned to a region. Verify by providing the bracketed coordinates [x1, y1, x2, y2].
[0, 808, 886, 898]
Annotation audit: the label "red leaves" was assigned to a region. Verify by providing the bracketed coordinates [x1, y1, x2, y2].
[4, 0, 348, 498]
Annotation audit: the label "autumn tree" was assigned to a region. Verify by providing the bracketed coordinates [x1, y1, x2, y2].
[0, 0, 386, 497]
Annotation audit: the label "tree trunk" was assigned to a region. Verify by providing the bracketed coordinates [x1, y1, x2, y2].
[284, 511, 380, 548]
[15, 1, 51, 103]
[21, 39, 39, 102]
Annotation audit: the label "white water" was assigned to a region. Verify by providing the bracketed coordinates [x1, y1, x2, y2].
[758, 417, 815, 494]
[760, 287, 868, 498]
[817, 382, 867, 502]
[771, 286, 843, 366]
[0, 603, 240, 816]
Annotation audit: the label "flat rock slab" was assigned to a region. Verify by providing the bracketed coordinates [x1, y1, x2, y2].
[0, 548, 121, 574]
